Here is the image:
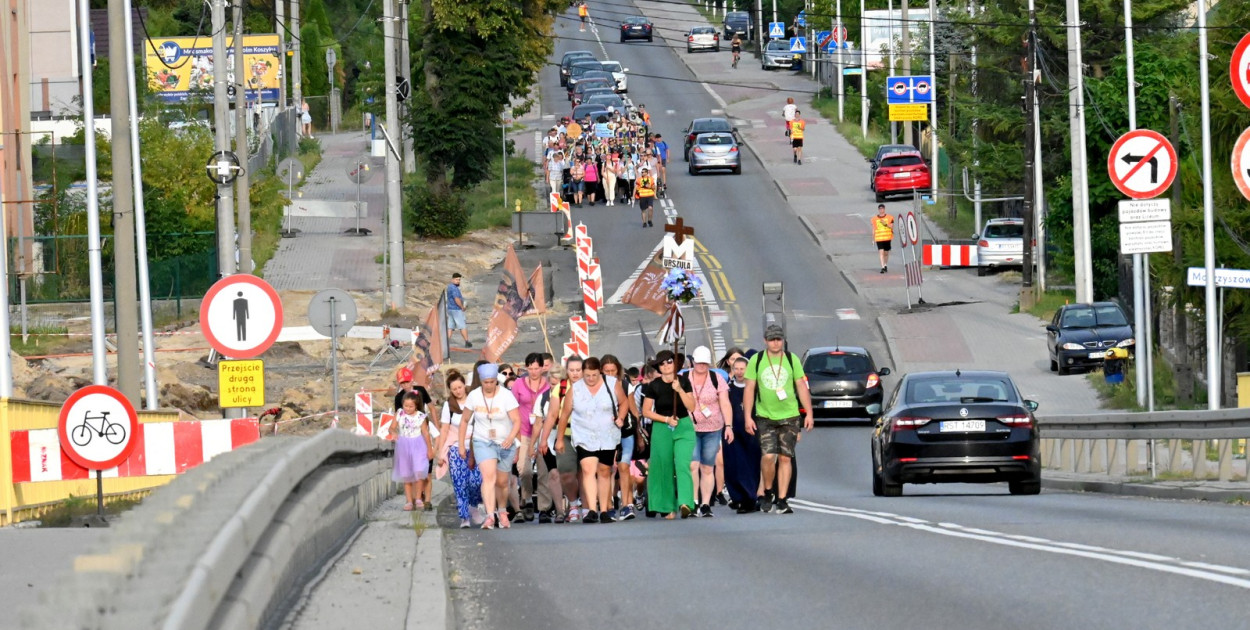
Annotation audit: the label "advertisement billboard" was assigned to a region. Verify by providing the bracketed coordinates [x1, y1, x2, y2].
[144, 34, 280, 103]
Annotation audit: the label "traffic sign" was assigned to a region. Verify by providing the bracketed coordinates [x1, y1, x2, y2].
[1117, 199, 1171, 223]
[1187, 267, 1250, 289]
[790, 37, 806, 53]
[769, 22, 785, 39]
[905, 212, 919, 245]
[58, 385, 139, 470]
[1233, 126, 1250, 201]
[1106, 129, 1178, 200]
[219, 359, 265, 408]
[308, 288, 357, 338]
[886, 75, 934, 104]
[817, 31, 831, 50]
[1118, 220, 1173, 254]
[200, 274, 284, 359]
[1232, 32, 1250, 110]
[889, 103, 928, 121]
[833, 25, 847, 44]
[796, 10, 806, 27]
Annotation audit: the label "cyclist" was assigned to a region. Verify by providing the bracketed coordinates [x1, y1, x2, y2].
[731, 35, 742, 69]
[652, 133, 670, 193]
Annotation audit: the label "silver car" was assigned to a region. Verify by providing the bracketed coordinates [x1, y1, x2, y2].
[688, 132, 741, 175]
[975, 218, 1025, 276]
[687, 26, 720, 53]
[762, 40, 795, 70]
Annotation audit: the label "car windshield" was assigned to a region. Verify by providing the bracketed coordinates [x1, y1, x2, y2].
[625, 17, 648, 24]
[697, 133, 733, 145]
[906, 377, 1016, 404]
[587, 95, 623, 107]
[692, 27, 716, 34]
[1061, 305, 1128, 328]
[876, 145, 913, 159]
[804, 353, 873, 375]
[880, 155, 923, 167]
[766, 41, 789, 51]
[601, 62, 622, 72]
[577, 80, 612, 92]
[564, 53, 594, 64]
[984, 224, 1024, 238]
[693, 119, 732, 132]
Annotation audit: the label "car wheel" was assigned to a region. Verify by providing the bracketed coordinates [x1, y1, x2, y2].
[977, 265, 988, 277]
[1057, 361, 1070, 375]
[647, 36, 653, 42]
[1009, 478, 1042, 495]
[1049, 358, 1058, 372]
[683, 150, 689, 162]
[872, 467, 884, 497]
[732, 165, 741, 175]
[881, 477, 903, 497]
[875, 191, 885, 203]
[714, 46, 720, 53]
[688, 164, 697, 176]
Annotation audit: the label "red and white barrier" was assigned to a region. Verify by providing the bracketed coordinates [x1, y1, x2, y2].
[570, 316, 589, 357]
[355, 391, 373, 436]
[376, 412, 395, 441]
[10, 418, 260, 482]
[583, 258, 602, 326]
[922, 243, 978, 267]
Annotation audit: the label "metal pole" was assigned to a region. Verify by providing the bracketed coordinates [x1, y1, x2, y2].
[276, 0, 286, 108]
[234, 0, 252, 274]
[756, 0, 763, 55]
[1123, 0, 1146, 407]
[77, 0, 108, 385]
[970, 2, 980, 231]
[123, 0, 159, 408]
[1145, 260, 1154, 410]
[836, 0, 844, 121]
[927, 0, 937, 198]
[213, 0, 236, 279]
[901, 0, 911, 146]
[860, 0, 868, 139]
[501, 116, 508, 212]
[772, 0, 777, 25]
[1031, 36, 1045, 291]
[1022, 2, 1036, 288]
[108, 0, 141, 404]
[399, 0, 416, 172]
[0, 162, 10, 396]
[1065, 0, 1093, 303]
[1196, 0, 1218, 408]
[888, 0, 897, 143]
[291, 0, 301, 112]
[383, 0, 405, 310]
[330, 297, 340, 424]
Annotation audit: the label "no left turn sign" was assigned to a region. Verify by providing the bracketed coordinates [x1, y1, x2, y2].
[1234, 127, 1250, 202]
[1107, 129, 1178, 200]
[1232, 32, 1250, 110]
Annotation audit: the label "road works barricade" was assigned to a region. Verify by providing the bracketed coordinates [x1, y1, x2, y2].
[922, 240, 978, 267]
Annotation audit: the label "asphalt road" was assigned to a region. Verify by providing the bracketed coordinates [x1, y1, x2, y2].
[442, 6, 1250, 629]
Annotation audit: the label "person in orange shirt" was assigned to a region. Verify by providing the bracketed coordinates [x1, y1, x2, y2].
[790, 111, 806, 165]
[872, 203, 895, 273]
[578, 2, 588, 26]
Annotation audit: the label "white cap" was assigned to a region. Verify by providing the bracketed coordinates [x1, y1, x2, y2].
[692, 346, 713, 365]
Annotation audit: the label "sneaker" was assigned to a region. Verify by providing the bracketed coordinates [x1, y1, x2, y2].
[601, 510, 615, 523]
[465, 340, 474, 348]
[715, 491, 728, 506]
[680, 504, 693, 519]
[460, 518, 471, 529]
[523, 506, 535, 522]
[728, 500, 740, 511]
[538, 510, 552, 524]
[775, 498, 793, 514]
[620, 505, 636, 520]
[583, 510, 600, 524]
[498, 511, 512, 528]
[880, 266, 887, 274]
[566, 510, 580, 523]
[760, 492, 775, 513]
[699, 504, 714, 518]
[736, 503, 755, 514]
[798, 159, 802, 165]
[481, 514, 496, 530]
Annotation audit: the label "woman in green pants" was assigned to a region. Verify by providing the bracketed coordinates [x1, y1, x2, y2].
[642, 350, 698, 519]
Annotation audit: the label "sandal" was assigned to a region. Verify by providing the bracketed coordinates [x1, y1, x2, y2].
[403, 502, 414, 511]
[414, 500, 424, 510]
[481, 514, 496, 530]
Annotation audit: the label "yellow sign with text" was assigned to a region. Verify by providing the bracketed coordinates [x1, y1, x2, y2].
[145, 34, 280, 103]
[889, 104, 929, 122]
[218, 360, 265, 408]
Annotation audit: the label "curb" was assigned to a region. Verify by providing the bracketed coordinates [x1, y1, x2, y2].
[1042, 477, 1250, 503]
[875, 315, 901, 374]
[796, 214, 820, 244]
[408, 480, 453, 630]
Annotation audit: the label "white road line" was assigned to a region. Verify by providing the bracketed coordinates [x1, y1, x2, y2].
[789, 498, 1250, 591]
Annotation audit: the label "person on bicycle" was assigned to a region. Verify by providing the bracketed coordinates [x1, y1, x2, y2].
[652, 133, 670, 191]
[731, 35, 742, 69]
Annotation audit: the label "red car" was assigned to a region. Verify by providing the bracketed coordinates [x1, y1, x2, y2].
[873, 151, 931, 202]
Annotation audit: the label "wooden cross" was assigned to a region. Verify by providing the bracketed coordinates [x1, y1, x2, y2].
[664, 217, 695, 244]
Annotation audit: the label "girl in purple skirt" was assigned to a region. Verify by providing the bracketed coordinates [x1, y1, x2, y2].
[391, 392, 432, 510]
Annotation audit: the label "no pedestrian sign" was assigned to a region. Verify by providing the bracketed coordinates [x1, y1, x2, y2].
[200, 274, 284, 359]
[1107, 129, 1177, 200]
[218, 360, 265, 408]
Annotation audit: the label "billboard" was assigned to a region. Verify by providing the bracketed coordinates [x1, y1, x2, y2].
[144, 34, 280, 103]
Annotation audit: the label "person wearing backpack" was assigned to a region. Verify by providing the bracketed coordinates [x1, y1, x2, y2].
[685, 346, 733, 517]
[742, 325, 813, 515]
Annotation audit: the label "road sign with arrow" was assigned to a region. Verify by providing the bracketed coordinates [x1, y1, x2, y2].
[1107, 129, 1177, 199]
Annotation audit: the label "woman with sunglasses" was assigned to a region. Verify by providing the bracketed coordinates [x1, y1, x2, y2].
[642, 350, 698, 519]
[458, 363, 522, 529]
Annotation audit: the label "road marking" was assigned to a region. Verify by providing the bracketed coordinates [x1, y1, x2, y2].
[789, 498, 1250, 591]
[711, 108, 725, 114]
[542, 114, 555, 121]
[666, 109, 676, 115]
[836, 308, 860, 320]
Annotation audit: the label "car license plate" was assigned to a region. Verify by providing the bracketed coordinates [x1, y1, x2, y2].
[939, 420, 986, 432]
[1088, 351, 1106, 359]
[893, 172, 910, 178]
[823, 400, 853, 408]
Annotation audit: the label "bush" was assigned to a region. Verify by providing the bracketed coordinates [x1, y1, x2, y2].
[298, 136, 321, 156]
[405, 183, 468, 238]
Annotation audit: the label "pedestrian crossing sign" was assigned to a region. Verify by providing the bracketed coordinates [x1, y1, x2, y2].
[790, 37, 806, 53]
[769, 22, 785, 39]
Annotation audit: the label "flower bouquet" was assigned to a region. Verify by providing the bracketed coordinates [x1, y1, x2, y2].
[661, 268, 703, 304]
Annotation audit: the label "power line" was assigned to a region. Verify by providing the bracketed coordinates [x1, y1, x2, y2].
[136, 1, 209, 70]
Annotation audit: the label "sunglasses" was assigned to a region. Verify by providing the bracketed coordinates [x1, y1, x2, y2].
[659, 358, 675, 365]
[500, 370, 514, 377]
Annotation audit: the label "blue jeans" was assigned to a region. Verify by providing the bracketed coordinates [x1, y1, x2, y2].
[472, 438, 517, 471]
[619, 435, 635, 465]
[695, 430, 722, 467]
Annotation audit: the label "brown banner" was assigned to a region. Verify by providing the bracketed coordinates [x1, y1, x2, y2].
[411, 303, 444, 389]
[526, 263, 546, 315]
[481, 244, 530, 362]
[621, 249, 669, 315]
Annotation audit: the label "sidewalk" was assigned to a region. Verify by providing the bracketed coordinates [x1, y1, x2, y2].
[645, 0, 1244, 502]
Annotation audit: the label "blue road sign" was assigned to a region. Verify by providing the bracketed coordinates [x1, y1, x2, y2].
[768, 22, 785, 39]
[796, 10, 807, 27]
[816, 30, 832, 50]
[790, 37, 807, 53]
[823, 39, 849, 54]
[886, 75, 935, 105]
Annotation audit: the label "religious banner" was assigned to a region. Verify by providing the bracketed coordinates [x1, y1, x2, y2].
[620, 249, 669, 315]
[481, 245, 531, 362]
[410, 298, 445, 389]
[526, 263, 546, 315]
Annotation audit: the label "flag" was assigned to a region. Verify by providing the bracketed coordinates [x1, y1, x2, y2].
[526, 263, 546, 315]
[658, 303, 685, 345]
[621, 248, 669, 315]
[637, 319, 656, 362]
[481, 244, 530, 362]
[411, 302, 444, 389]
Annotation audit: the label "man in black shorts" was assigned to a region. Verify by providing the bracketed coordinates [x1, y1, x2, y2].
[873, 203, 895, 273]
[636, 166, 658, 227]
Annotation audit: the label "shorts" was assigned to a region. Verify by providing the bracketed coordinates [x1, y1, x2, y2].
[757, 416, 800, 458]
[618, 435, 635, 465]
[555, 436, 578, 474]
[638, 197, 654, 211]
[876, 240, 892, 252]
[448, 309, 467, 330]
[791, 138, 803, 148]
[572, 180, 585, 192]
[660, 158, 668, 166]
[576, 446, 616, 467]
[472, 438, 517, 470]
[695, 430, 722, 466]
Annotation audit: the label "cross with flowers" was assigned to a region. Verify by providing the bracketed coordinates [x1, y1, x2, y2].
[664, 217, 694, 244]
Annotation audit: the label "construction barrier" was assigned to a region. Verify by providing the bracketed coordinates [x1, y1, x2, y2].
[922, 242, 979, 267]
[355, 391, 374, 436]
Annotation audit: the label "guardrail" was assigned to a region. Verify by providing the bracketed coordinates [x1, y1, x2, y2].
[1037, 408, 1250, 482]
[19, 430, 395, 629]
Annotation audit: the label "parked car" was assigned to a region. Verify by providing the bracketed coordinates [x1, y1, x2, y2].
[975, 218, 1026, 276]
[560, 50, 596, 87]
[873, 150, 931, 202]
[682, 117, 737, 161]
[871, 370, 1041, 497]
[566, 61, 607, 97]
[762, 39, 795, 70]
[571, 78, 615, 105]
[620, 16, 654, 42]
[600, 60, 629, 92]
[802, 346, 890, 421]
[722, 10, 754, 40]
[686, 26, 720, 53]
[1046, 302, 1135, 375]
[688, 132, 741, 175]
[868, 143, 915, 189]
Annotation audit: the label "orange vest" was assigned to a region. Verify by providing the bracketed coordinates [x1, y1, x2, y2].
[790, 120, 805, 139]
[873, 214, 895, 242]
[636, 177, 656, 198]
[578, 5, 588, 16]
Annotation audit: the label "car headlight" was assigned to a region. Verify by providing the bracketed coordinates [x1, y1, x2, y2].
[1117, 338, 1135, 347]
[1061, 343, 1085, 350]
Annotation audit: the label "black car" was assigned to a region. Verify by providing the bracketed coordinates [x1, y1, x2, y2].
[620, 16, 654, 42]
[682, 117, 737, 160]
[871, 370, 1041, 497]
[868, 143, 916, 190]
[570, 78, 615, 105]
[722, 10, 753, 40]
[566, 61, 606, 96]
[1046, 302, 1135, 375]
[559, 50, 596, 87]
[802, 346, 890, 421]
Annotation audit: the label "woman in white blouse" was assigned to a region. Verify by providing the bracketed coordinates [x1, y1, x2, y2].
[556, 357, 628, 524]
[458, 363, 522, 529]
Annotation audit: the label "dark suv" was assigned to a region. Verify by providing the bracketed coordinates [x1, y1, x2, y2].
[1046, 302, 1135, 375]
[722, 11, 753, 40]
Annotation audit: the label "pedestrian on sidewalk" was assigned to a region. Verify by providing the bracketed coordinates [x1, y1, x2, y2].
[873, 203, 895, 273]
[742, 325, 813, 515]
[642, 350, 698, 519]
[446, 273, 472, 348]
[435, 371, 483, 529]
[301, 100, 312, 138]
[636, 167, 657, 227]
[458, 363, 522, 529]
[783, 97, 797, 137]
[790, 111, 806, 165]
[391, 392, 433, 511]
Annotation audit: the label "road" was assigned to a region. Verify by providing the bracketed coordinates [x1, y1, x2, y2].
[441, 4, 1250, 629]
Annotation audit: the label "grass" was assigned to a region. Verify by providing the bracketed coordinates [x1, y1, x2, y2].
[1016, 289, 1075, 319]
[1086, 350, 1206, 411]
[463, 154, 539, 232]
[9, 325, 73, 356]
[39, 494, 142, 527]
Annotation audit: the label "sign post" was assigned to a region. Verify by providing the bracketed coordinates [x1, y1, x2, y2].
[308, 289, 358, 426]
[58, 385, 140, 516]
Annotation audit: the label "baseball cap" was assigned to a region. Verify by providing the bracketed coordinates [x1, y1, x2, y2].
[764, 324, 785, 340]
[397, 368, 414, 383]
[692, 346, 713, 365]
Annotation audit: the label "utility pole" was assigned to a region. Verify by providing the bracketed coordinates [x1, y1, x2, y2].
[1123, 0, 1145, 407]
[888, 0, 897, 143]
[1021, 4, 1036, 288]
[292, 0, 302, 114]
[213, 0, 236, 278]
[1195, 0, 1219, 408]
[400, 0, 416, 173]
[970, 1, 980, 231]
[108, 0, 140, 404]
[1030, 12, 1044, 292]
[383, 0, 404, 309]
[77, 0, 108, 385]
[1065, 0, 1093, 303]
[756, 0, 763, 56]
[927, 0, 938, 198]
[0, 167, 9, 396]
[860, 0, 868, 139]
[234, 0, 251, 274]
[277, 0, 286, 108]
[901, 0, 911, 146]
[836, 0, 843, 121]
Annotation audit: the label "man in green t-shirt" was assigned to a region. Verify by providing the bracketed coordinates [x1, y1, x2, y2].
[743, 324, 813, 514]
